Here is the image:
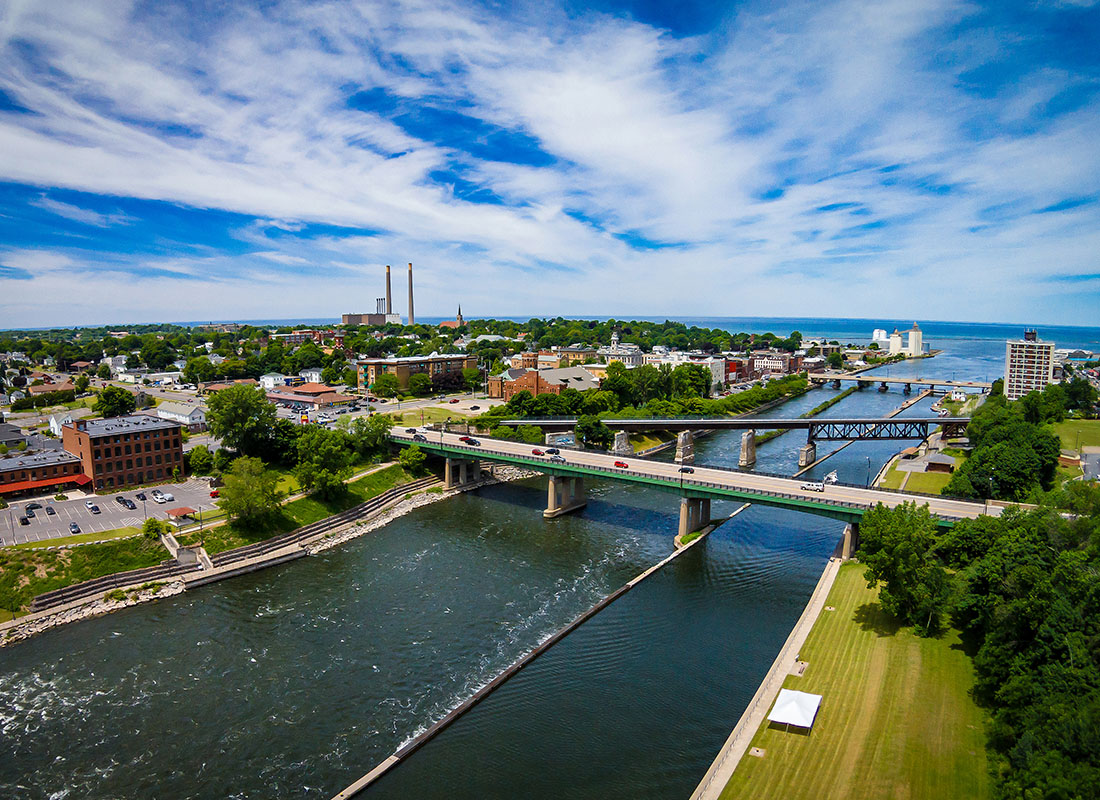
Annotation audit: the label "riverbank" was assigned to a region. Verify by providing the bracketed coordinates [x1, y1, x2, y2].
[715, 562, 989, 800]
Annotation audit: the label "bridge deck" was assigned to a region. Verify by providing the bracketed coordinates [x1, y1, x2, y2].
[500, 416, 968, 433]
[393, 431, 994, 527]
[809, 373, 992, 388]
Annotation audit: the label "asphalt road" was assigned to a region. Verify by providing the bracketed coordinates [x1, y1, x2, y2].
[391, 430, 999, 522]
[1, 478, 217, 546]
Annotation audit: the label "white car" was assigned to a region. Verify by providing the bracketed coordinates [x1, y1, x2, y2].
[800, 481, 825, 493]
[163, 492, 175, 502]
[152, 495, 167, 504]
[84, 500, 95, 509]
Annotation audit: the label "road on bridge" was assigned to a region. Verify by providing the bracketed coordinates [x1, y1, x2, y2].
[392, 430, 998, 524]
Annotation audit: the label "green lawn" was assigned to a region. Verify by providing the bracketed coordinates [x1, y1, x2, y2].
[904, 470, 954, 494]
[1051, 419, 1100, 452]
[391, 406, 474, 425]
[629, 432, 676, 452]
[878, 461, 907, 490]
[720, 563, 989, 800]
[10, 526, 140, 550]
[178, 464, 417, 554]
[0, 535, 168, 615]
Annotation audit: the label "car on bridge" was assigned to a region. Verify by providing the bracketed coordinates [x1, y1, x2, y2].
[531, 448, 544, 456]
[678, 466, 695, 474]
[614, 460, 629, 468]
[405, 428, 417, 433]
[549, 454, 566, 464]
[800, 481, 825, 492]
[466, 438, 481, 446]
[545, 448, 560, 455]
[413, 433, 427, 442]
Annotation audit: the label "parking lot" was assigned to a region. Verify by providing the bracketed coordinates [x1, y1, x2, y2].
[1, 478, 218, 546]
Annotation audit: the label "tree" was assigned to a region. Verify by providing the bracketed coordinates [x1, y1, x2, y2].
[142, 518, 165, 539]
[321, 365, 340, 385]
[827, 351, 844, 369]
[294, 426, 353, 498]
[186, 445, 214, 475]
[220, 456, 284, 526]
[462, 367, 482, 390]
[408, 373, 433, 396]
[94, 385, 137, 418]
[205, 384, 277, 457]
[398, 444, 427, 475]
[342, 367, 359, 387]
[96, 363, 112, 380]
[856, 502, 952, 637]
[343, 414, 393, 459]
[74, 374, 90, 394]
[372, 373, 400, 397]
[182, 356, 216, 386]
[575, 414, 614, 449]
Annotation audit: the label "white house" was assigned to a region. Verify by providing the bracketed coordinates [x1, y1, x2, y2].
[299, 367, 323, 383]
[260, 372, 286, 390]
[156, 401, 206, 431]
[48, 412, 74, 437]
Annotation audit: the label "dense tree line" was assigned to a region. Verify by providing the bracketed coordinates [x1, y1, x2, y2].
[857, 488, 1100, 799]
[944, 379, 1098, 501]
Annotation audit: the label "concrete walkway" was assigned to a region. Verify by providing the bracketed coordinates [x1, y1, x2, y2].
[690, 553, 844, 800]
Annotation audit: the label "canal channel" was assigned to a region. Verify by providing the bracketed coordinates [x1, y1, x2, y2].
[0, 351, 993, 799]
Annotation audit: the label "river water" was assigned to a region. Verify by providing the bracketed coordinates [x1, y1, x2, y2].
[0, 333, 1044, 799]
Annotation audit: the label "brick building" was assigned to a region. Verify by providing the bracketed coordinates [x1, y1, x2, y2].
[357, 352, 477, 391]
[488, 366, 600, 401]
[62, 415, 184, 490]
[0, 449, 87, 495]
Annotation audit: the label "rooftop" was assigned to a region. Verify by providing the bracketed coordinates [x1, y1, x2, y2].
[72, 414, 181, 437]
[0, 448, 82, 471]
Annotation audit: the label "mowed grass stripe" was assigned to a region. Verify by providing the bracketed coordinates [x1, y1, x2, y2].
[719, 563, 988, 800]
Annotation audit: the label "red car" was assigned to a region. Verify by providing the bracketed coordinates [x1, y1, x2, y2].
[449, 398, 460, 403]
[459, 436, 473, 443]
[614, 461, 629, 468]
[210, 489, 220, 498]
[532, 448, 544, 456]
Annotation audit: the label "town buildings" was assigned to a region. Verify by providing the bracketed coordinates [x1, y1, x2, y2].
[0, 448, 87, 495]
[266, 382, 354, 409]
[487, 366, 600, 400]
[597, 331, 644, 367]
[155, 402, 207, 431]
[357, 352, 477, 391]
[1004, 329, 1056, 401]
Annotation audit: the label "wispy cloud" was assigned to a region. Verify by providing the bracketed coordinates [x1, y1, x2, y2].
[0, 0, 1098, 326]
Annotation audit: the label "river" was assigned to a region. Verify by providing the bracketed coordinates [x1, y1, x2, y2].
[0, 334, 1032, 799]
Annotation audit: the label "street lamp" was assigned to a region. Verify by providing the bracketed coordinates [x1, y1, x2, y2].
[866, 456, 872, 488]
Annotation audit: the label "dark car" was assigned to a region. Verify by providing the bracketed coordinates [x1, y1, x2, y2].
[115, 496, 129, 506]
[412, 434, 428, 442]
[69, 522, 81, 534]
[405, 428, 417, 433]
[546, 448, 560, 455]
[25, 502, 43, 510]
[25, 507, 36, 518]
[678, 466, 695, 474]
[123, 498, 136, 510]
[19, 516, 29, 526]
[89, 505, 101, 515]
[466, 438, 481, 446]
[135, 493, 147, 501]
[549, 454, 566, 464]
[469, 405, 480, 410]
[45, 506, 56, 516]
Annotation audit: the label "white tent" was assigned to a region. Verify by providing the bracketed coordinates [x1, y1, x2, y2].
[767, 689, 822, 730]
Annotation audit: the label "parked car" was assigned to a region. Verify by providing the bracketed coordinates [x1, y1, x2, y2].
[25, 507, 35, 518]
[84, 500, 95, 509]
[123, 498, 136, 510]
[210, 489, 220, 498]
[89, 504, 101, 514]
[549, 454, 566, 464]
[163, 492, 175, 502]
[18, 516, 29, 526]
[678, 466, 695, 474]
[25, 502, 42, 510]
[69, 522, 80, 534]
[546, 448, 560, 455]
[115, 496, 129, 507]
[800, 481, 825, 492]
[532, 448, 544, 456]
[152, 494, 167, 504]
[614, 461, 629, 469]
[412, 433, 427, 442]
[45, 506, 56, 516]
[135, 492, 147, 501]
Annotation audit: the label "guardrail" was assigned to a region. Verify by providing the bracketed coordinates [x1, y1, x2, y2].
[29, 560, 202, 613]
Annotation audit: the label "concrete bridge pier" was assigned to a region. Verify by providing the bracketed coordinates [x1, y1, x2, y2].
[675, 431, 695, 464]
[903, 383, 912, 394]
[544, 475, 587, 518]
[612, 430, 632, 455]
[798, 442, 817, 468]
[878, 381, 889, 392]
[832, 379, 841, 389]
[445, 457, 481, 490]
[840, 521, 861, 560]
[678, 497, 712, 538]
[738, 430, 756, 467]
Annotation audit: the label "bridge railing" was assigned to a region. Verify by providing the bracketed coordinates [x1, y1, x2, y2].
[402, 436, 971, 520]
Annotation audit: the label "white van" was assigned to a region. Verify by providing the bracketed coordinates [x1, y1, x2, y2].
[800, 481, 825, 493]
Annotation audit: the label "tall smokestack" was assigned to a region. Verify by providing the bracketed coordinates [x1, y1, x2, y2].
[407, 262, 415, 325]
[385, 265, 392, 315]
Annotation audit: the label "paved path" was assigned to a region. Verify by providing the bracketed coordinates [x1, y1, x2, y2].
[690, 555, 843, 799]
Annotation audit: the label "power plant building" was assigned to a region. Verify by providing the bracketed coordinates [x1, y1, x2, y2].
[342, 264, 410, 326]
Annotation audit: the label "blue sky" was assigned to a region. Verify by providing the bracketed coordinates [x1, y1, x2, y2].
[1, 0, 1098, 327]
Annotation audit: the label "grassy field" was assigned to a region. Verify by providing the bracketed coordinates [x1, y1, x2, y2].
[391, 406, 475, 425]
[10, 526, 140, 550]
[0, 535, 168, 615]
[720, 563, 989, 800]
[903, 470, 954, 494]
[878, 461, 907, 490]
[1051, 419, 1100, 451]
[629, 431, 676, 452]
[178, 464, 416, 554]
